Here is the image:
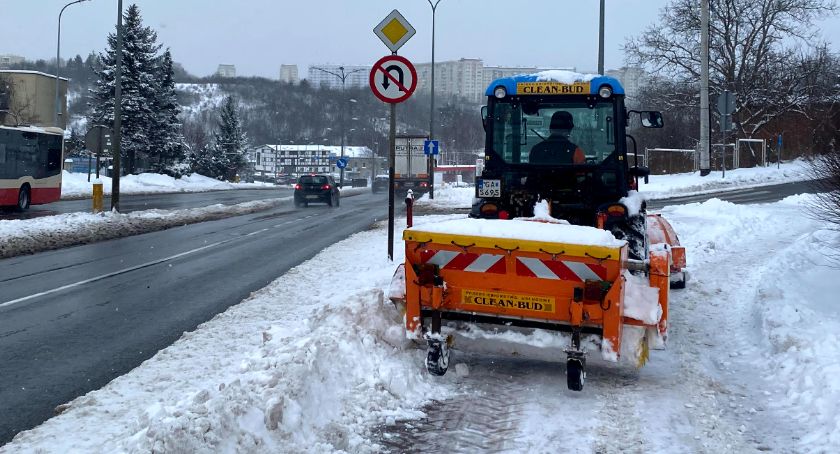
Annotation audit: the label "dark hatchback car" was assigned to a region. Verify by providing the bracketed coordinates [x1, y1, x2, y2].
[294, 174, 340, 207]
[371, 175, 389, 193]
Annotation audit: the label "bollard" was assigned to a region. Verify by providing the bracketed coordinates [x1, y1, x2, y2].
[405, 189, 414, 228]
[92, 180, 104, 213]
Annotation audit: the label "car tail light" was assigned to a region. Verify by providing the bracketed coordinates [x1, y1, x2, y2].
[322, 184, 331, 190]
[294, 184, 301, 190]
[420, 181, 429, 188]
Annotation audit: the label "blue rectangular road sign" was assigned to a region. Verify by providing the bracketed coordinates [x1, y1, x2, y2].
[423, 139, 439, 155]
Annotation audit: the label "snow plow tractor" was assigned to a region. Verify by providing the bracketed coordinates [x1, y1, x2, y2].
[389, 71, 687, 391]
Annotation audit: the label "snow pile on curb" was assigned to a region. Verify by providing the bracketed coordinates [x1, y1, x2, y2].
[61, 171, 273, 199]
[414, 185, 474, 209]
[0, 198, 288, 258]
[414, 160, 812, 210]
[640, 159, 811, 199]
[3, 219, 456, 453]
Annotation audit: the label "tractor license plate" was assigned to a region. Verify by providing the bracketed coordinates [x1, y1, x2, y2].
[477, 179, 500, 198]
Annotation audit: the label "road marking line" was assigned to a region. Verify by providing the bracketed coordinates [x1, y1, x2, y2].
[0, 240, 227, 310]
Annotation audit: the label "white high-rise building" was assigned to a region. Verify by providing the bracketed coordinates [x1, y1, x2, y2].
[279, 64, 299, 84]
[215, 64, 236, 78]
[307, 64, 370, 90]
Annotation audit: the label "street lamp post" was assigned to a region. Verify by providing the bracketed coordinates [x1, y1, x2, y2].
[426, 0, 442, 200]
[311, 66, 366, 187]
[55, 0, 90, 128]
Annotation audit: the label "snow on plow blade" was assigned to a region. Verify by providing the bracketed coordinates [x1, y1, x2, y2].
[393, 217, 672, 390]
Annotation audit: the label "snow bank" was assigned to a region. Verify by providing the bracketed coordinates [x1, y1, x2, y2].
[640, 159, 811, 199]
[414, 186, 474, 209]
[0, 198, 289, 258]
[407, 216, 625, 248]
[61, 171, 273, 199]
[753, 220, 840, 449]
[661, 194, 840, 453]
[3, 217, 459, 453]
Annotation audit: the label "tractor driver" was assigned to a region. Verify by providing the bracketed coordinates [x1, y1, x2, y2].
[529, 111, 586, 165]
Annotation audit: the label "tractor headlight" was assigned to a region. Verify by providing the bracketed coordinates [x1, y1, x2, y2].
[598, 86, 613, 98]
[494, 86, 507, 99]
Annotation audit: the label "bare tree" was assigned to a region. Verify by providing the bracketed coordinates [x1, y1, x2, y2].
[0, 74, 39, 125]
[625, 0, 837, 137]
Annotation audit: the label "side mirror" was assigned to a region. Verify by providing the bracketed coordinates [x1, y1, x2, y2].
[640, 111, 664, 128]
[480, 105, 488, 132]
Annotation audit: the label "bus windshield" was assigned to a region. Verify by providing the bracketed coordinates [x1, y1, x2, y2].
[490, 99, 617, 165]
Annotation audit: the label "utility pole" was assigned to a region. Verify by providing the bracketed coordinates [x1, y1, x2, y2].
[699, 0, 711, 176]
[311, 66, 366, 187]
[427, 0, 442, 200]
[597, 0, 605, 74]
[112, 0, 123, 211]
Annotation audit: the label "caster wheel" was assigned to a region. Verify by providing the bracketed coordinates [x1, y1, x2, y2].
[566, 357, 585, 391]
[425, 341, 450, 376]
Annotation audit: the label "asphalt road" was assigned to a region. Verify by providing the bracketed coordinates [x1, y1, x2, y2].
[0, 191, 389, 444]
[0, 188, 292, 220]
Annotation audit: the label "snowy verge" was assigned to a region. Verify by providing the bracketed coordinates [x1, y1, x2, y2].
[61, 171, 276, 199]
[3, 218, 458, 453]
[0, 198, 288, 259]
[414, 160, 812, 210]
[661, 195, 840, 453]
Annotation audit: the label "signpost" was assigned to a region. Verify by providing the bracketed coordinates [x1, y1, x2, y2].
[369, 55, 417, 104]
[424, 139, 439, 155]
[716, 90, 735, 177]
[371, 9, 416, 261]
[84, 125, 112, 180]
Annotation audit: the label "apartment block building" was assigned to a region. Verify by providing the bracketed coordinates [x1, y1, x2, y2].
[415, 58, 575, 104]
[215, 64, 236, 78]
[279, 64, 299, 84]
[248, 145, 332, 179]
[0, 70, 68, 129]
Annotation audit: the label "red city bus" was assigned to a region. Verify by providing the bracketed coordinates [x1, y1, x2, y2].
[0, 125, 64, 211]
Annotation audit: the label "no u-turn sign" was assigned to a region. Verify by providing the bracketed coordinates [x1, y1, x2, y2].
[369, 55, 417, 104]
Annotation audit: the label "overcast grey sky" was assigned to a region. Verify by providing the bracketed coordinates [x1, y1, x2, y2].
[3, 1, 840, 78]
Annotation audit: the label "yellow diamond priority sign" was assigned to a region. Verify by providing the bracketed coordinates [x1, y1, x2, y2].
[374, 9, 416, 53]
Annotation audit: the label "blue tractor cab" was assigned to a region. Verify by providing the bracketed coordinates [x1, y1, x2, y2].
[473, 71, 663, 258]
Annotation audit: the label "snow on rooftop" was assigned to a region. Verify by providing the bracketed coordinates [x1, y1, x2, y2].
[534, 70, 599, 84]
[0, 69, 68, 80]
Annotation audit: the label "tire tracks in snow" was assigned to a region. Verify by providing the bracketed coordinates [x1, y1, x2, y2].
[375, 354, 531, 453]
